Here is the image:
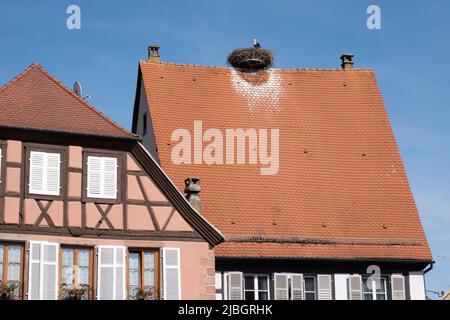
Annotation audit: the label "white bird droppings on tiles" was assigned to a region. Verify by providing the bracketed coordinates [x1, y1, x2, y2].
[230, 68, 283, 112]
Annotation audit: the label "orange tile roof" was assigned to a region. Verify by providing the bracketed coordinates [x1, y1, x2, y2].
[138, 61, 432, 261]
[0, 64, 135, 138]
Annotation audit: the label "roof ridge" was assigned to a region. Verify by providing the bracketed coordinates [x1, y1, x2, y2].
[32, 64, 135, 137]
[0, 63, 37, 94]
[140, 60, 373, 72]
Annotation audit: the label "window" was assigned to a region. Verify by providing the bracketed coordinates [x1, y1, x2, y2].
[304, 276, 317, 300]
[0, 243, 24, 299]
[128, 250, 159, 300]
[244, 275, 270, 300]
[143, 113, 148, 135]
[363, 277, 388, 300]
[86, 156, 118, 200]
[29, 151, 61, 196]
[60, 247, 93, 300]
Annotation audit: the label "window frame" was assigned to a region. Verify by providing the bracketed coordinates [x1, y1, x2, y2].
[58, 246, 94, 300]
[243, 274, 270, 301]
[0, 241, 25, 300]
[82, 150, 123, 204]
[24, 144, 66, 201]
[362, 276, 388, 300]
[127, 248, 160, 300]
[303, 275, 317, 300]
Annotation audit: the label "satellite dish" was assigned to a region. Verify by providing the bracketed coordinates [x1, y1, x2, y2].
[73, 81, 82, 97]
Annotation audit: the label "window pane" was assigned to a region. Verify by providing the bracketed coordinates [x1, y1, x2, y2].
[376, 294, 386, 300]
[62, 248, 74, 265]
[258, 276, 268, 291]
[375, 279, 386, 293]
[62, 248, 74, 285]
[305, 292, 316, 300]
[78, 266, 90, 285]
[304, 277, 315, 292]
[245, 291, 255, 300]
[7, 246, 21, 282]
[364, 293, 373, 300]
[143, 251, 155, 287]
[129, 252, 141, 296]
[244, 276, 254, 290]
[78, 249, 90, 267]
[8, 245, 21, 263]
[258, 291, 269, 300]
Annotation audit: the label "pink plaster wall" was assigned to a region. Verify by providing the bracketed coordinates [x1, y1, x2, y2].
[68, 146, 82, 168]
[6, 140, 21, 163]
[127, 154, 141, 171]
[4, 197, 20, 224]
[127, 204, 154, 230]
[68, 172, 82, 198]
[166, 210, 194, 232]
[127, 175, 144, 201]
[47, 201, 64, 227]
[2, 140, 196, 234]
[140, 176, 168, 202]
[6, 167, 20, 193]
[24, 198, 40, 225]
[68, 201, 82, 227]
[0, 232, 216, 300]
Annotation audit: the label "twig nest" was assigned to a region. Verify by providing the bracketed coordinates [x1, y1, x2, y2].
[227, 47, 274, 71]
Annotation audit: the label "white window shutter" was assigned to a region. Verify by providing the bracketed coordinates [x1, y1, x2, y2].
[228, 272, 243, 300]
[42, 243, 59, 300]
[29, 152, 45, 194]
[28, 241, 42, 300]
[162, 248, 181, 300]
[273, 273, 289, 300]
[391, 275, 406, 300]
[97, 246, 126, 300]
[348, 274, 363, 300]
[115, 247, 126, 300]
[29, 151, 60, 196]
[291, 274, 304, 300]
[45, 153, 61, 195]
[87, 156, 117, 199]
[103, 157, 117, 199]
[27, 241, 59, 300]
[317, 274, 333, 300]
[87, 156, 102, 198]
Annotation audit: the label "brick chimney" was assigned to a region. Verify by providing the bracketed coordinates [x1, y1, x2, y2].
[340, 54, 354, 70]
[148, 44, 160, 63]
[185, 177, 202, 212]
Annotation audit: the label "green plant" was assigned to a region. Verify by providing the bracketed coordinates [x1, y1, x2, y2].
[61, 283, 90, 300]
[130, 287, 155, 300]
[0, 281, 18, 300]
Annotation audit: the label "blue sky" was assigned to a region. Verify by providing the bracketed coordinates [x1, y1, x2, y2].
[0, 0, 449, 298]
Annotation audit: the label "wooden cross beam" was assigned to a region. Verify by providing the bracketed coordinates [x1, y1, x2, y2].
[94, 203, 115, 230]
[136, 176, 161, 231]
[34, 200, 55, 227]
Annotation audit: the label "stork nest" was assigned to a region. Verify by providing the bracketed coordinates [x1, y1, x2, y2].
[227, 47, 274, 71]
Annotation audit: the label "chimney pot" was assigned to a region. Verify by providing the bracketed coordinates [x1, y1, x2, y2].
[340, 54, 354, 70]
[148, 44, 160, 62]
[185, 177, 202, 212]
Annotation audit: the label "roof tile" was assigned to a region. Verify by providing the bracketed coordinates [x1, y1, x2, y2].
[139, 61, 431, 261]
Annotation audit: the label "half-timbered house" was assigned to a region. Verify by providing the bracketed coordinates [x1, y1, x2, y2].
[132, 45, 432, 300]
[0, 64, 223, 300]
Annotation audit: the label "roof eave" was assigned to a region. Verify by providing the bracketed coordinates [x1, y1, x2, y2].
[0, 125, 140, 150]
